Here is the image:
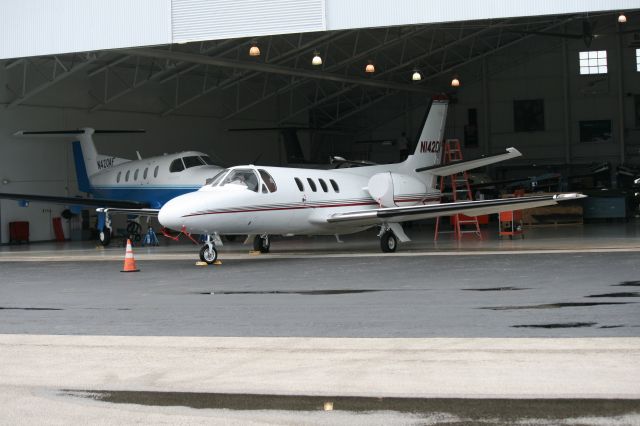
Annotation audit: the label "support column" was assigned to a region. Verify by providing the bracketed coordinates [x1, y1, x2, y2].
[616, 24, 626, 165]
[481, 58, 491, 155]
[562, 35, 572, 169]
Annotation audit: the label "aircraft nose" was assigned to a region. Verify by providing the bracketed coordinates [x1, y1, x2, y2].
[158, 195, 188, 231]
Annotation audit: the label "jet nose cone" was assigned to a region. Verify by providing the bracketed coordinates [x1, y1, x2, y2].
[158, 196, 185, 231]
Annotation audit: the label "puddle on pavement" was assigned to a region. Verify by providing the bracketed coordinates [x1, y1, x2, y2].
[615, 281, 640, 287]
[599, 325, 625, 329]
[199, 289, 386, 296]
[0, 307, 62, 311]
[512, 322, 597, 329]
[482, 302, 632, 310]
[587, 292, 640, 298]
[463, 287, 528, 292]
[62, 390, 640, 420]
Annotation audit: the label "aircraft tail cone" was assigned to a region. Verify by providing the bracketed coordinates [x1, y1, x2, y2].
[121, 239, 140, 272]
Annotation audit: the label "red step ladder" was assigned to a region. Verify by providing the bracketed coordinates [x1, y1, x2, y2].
[434, 139, 482, 241]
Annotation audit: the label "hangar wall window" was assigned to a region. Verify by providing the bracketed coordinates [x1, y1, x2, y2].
[125, 170, 130, 182]
[294, 177, 304, 191]
[330, 179, 339, 192]
[636, 49, 640, 72]
[116, 171, 121, 183]
[579, 50, 607, 75]
[154, 165, 159, 178]
[169, 158, 185, 173]
[307, 178, 317, 192]
[318, 178, 328, 192]
[513, 99, 545, 132]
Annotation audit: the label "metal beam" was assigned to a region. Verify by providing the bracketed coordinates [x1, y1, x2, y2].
[121, 48, 432, 94]
[7, 54, 103, 109]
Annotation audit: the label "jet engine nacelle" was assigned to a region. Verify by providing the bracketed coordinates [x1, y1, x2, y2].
[367, 172, 426, 207]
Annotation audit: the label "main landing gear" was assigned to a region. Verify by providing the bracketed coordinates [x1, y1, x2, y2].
[380, 229, 398, 253]
[199, 234, 218, 265]
[253, 234, 270, 253]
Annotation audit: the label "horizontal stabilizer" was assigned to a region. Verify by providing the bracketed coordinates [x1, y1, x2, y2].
[417, 147, 522, 175]
[96, 207, 159, 217]
[13, 129, 145, 137]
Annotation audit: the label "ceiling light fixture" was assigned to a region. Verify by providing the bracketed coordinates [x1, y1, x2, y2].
[451, 75, 461, 87]
[618, 13, 627, 23]
[249, 42, 260, 57]
[312, 51, 322, 66]
[411, 70, 422, 81]
[365, 60, 375, 73]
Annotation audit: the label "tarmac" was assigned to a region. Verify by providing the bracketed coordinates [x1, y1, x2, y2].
[0, 222, 639, 424]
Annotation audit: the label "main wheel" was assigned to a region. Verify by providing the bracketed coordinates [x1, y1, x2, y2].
[199, 245, 218, 264]
[98, 227, 111, 246]
[380, 230, 397, 253]
[253, 235, 270, 253]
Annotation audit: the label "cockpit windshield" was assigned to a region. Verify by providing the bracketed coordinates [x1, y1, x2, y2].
[206, 169, 229, 186]
[183, 156, 205, 168]
[220, 169, 259, 192]
[200, 155, 215, 165]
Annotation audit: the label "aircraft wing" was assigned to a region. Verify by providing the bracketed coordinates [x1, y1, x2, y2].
[0, 192, 149, 209]
[325, 193, 585, 227]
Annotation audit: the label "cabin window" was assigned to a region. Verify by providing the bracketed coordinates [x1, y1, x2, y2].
[330, 179, 339, 192]
[169, 158, 185, 173]
[200, 155, 215, 165]
[183, 156, 204, 168]
[294, 178, 304, 191]
[125, 170, 130, 182]
[258, 169, 277, 193]
[318, 178, 328, 192]
[154, 165, 159, 178]
[220, 169, 259, 192]
[134, 169, 139, 181]
[143, 168, 148, 179]
[307, 178, 317, 192]
[116, 171, 121, 183]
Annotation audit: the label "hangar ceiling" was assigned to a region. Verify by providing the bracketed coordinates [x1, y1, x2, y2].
[2, 10, 638, 134]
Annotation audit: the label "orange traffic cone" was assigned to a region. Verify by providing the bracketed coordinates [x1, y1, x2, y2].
[121, 239, 140, 272]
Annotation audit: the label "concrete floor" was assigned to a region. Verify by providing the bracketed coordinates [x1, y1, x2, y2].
[1, 221, 639, 424]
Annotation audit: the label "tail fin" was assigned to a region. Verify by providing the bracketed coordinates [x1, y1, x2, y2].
[72, 141, 92, 193]
[403, 97, 449, 170]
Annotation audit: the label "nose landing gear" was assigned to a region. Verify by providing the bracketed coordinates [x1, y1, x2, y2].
[199, 234, 220, 265]
[199, 244, 218, 264]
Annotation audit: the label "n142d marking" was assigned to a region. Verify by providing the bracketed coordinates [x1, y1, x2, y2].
[420, 140, 441, 153]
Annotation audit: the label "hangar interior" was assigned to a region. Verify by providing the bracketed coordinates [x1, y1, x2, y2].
[1, 4, 639, 243]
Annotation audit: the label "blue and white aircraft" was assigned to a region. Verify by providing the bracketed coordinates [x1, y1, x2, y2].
[0, 128, 222, 244]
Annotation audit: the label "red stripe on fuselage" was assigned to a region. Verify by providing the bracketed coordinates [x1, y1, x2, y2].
[181, 197, 440, 218]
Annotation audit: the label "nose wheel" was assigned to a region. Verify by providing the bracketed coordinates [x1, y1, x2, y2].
[380, 230, 397, 253]
[199, 244, 218, 264]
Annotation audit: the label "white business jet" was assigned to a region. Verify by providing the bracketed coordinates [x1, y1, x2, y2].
[157, 97, 584, 263]
[1, 129, 222, 244]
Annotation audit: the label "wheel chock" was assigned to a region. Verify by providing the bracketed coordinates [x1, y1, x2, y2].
[195, 261, 209, 266]
[214, 260, 222, 265]
[249, 250, 261, 255]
